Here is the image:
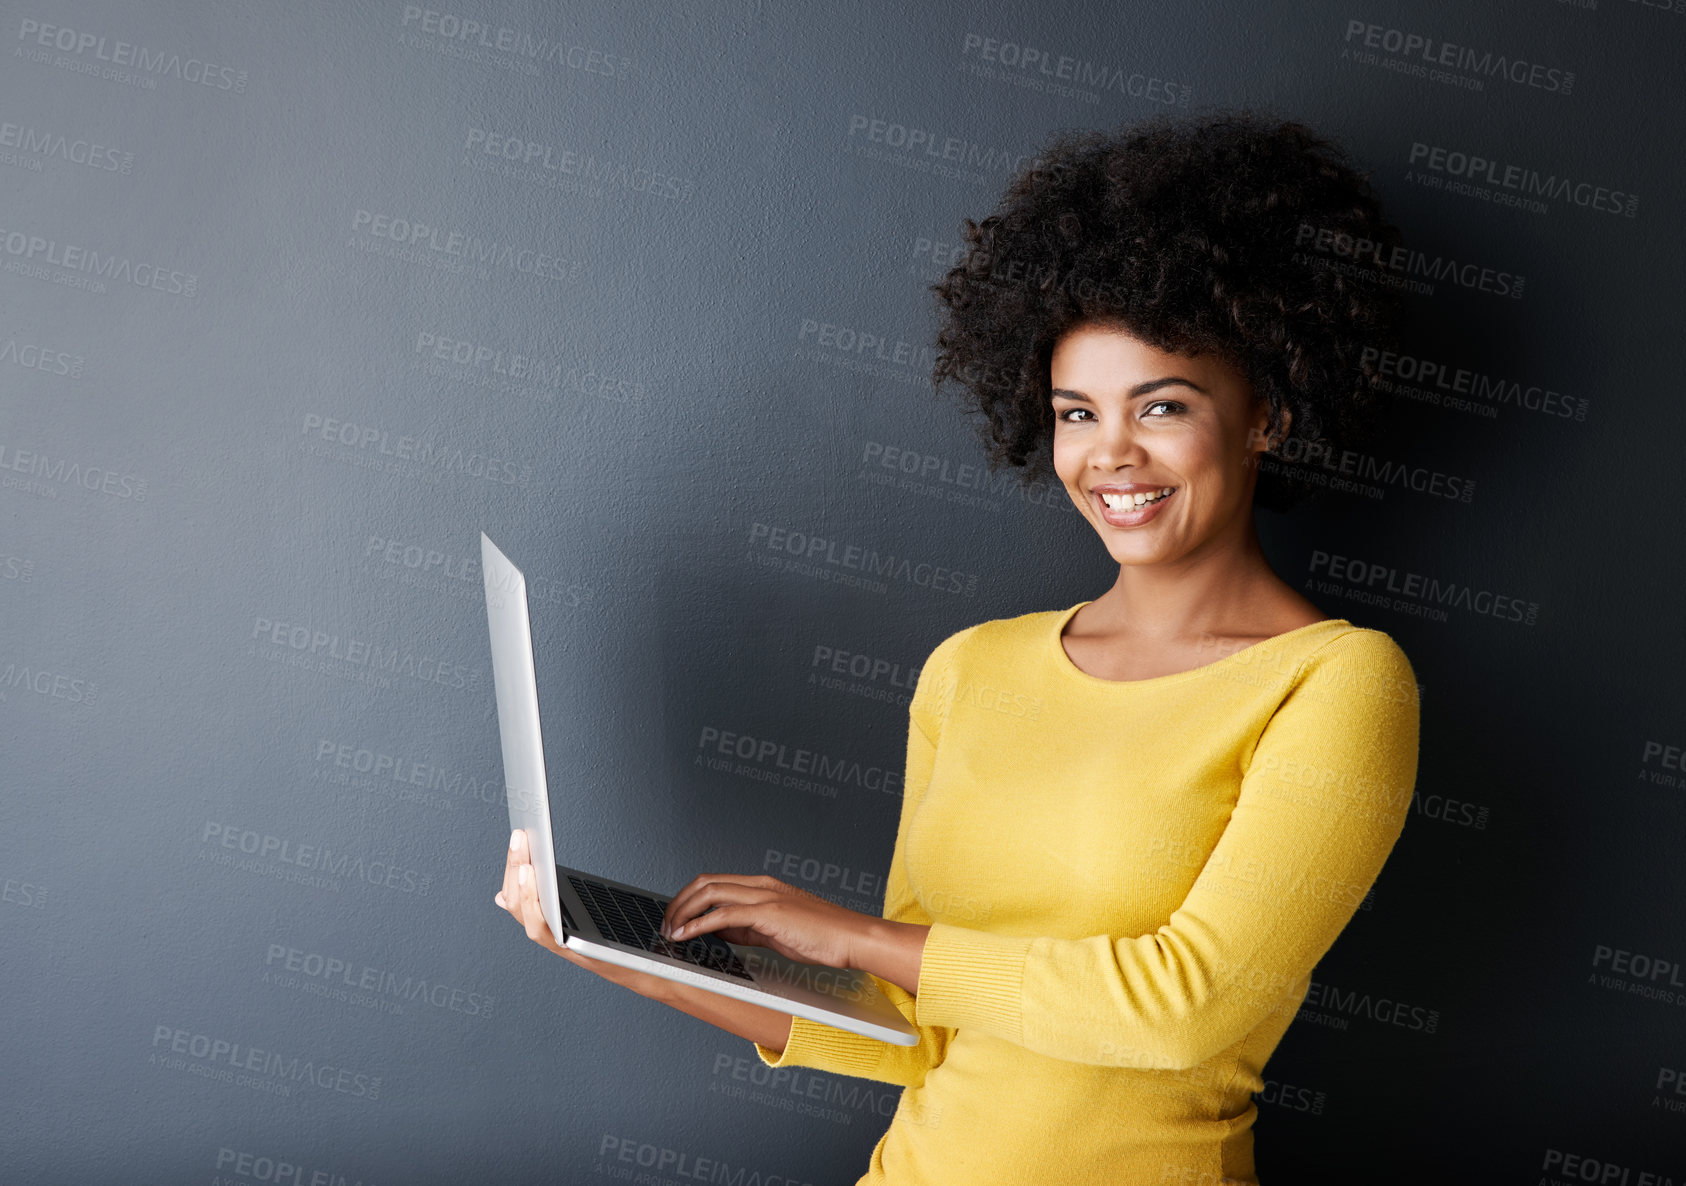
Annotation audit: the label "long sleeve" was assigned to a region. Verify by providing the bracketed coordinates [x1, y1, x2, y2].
[750, 628, 972, 1086]
[910, 627, 1420, 1071]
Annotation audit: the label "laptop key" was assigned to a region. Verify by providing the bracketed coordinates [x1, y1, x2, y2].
[567, 876, 754, 980]
[611, 888, 664, 933]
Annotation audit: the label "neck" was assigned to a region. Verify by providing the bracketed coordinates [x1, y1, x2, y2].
[1090, 510, 1285, 641]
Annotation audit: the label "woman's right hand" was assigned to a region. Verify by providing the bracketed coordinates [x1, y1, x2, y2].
[494, 829, 795, 1052]
[496, 828, 679, 1005]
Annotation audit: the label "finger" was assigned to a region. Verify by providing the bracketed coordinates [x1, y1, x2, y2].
[703, 924, 766, 949]
[517, 865, 544, 942]
[671, 901, 763, 942]
[660, 873, 724, 936]
[663, 875, 770, 937]
[666, 881, 779, 938]
[501, 829, 525, 914]
[516, 863, 559, 951]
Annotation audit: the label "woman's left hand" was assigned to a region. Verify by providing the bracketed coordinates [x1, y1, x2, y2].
[661, 874, 870, 970]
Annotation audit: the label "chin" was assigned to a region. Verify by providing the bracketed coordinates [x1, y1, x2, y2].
[1096, 537, 1173, 566]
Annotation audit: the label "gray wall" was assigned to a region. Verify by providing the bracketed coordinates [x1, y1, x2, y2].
[4, 1, 1684, 1182]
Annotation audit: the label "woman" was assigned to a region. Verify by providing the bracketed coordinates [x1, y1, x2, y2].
[498, 109, 1421, 1184]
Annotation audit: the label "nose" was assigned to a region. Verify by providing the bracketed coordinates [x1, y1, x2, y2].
[1087, 416, 1150, 471]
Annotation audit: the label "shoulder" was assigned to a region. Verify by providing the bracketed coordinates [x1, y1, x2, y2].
[1255, 626, 1421, 818]
[907, 609, 1062, 740]
[909, 607, 1070, 721]
[919, 605, 1072, 677]
[1292, 625, 1420, 717]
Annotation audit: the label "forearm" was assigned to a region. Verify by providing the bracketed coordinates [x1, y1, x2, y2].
[851, 919, 931, 996]
[652, 976, 795, 1053]
[647, 922, 925, 1059]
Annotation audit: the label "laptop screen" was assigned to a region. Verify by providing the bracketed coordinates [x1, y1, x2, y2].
[481, 532, 567, 945]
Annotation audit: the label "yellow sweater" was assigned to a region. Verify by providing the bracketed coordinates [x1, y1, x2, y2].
[753, 602, 1420, 1185]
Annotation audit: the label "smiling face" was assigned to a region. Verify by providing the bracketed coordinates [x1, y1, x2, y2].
[1050, 323, 1283, 568]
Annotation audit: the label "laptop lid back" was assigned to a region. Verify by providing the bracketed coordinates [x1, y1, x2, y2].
[481, 532, 566, 945]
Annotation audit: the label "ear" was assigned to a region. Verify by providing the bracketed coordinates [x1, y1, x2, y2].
[1271, 405, 1293, 449]
[1254, 399, 1291, 452]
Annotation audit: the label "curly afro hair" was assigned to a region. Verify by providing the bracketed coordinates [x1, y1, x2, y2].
[928, 109, 1406, 513]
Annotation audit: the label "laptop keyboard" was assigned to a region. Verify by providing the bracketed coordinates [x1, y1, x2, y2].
[566, 874, 752, 981]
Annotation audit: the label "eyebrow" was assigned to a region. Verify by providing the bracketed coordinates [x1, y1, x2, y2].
[1050, 377, 1211, 401]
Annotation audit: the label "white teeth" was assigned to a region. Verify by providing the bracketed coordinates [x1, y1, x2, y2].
[1100, 488, 1173, 510]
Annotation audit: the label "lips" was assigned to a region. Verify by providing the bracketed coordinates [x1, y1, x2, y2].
[1096, 486, 1174, 511]
[1091, 485, 1177, 526]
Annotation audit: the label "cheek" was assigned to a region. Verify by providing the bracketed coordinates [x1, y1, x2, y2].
[1165, 429, 1226, 474]
[1051, 434, 1081, 483]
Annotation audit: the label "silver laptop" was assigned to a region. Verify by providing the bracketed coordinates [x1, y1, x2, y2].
[480, 532, 919, 1046]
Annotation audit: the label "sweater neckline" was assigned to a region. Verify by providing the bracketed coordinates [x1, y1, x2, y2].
[1049, 600, 1353, 688]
